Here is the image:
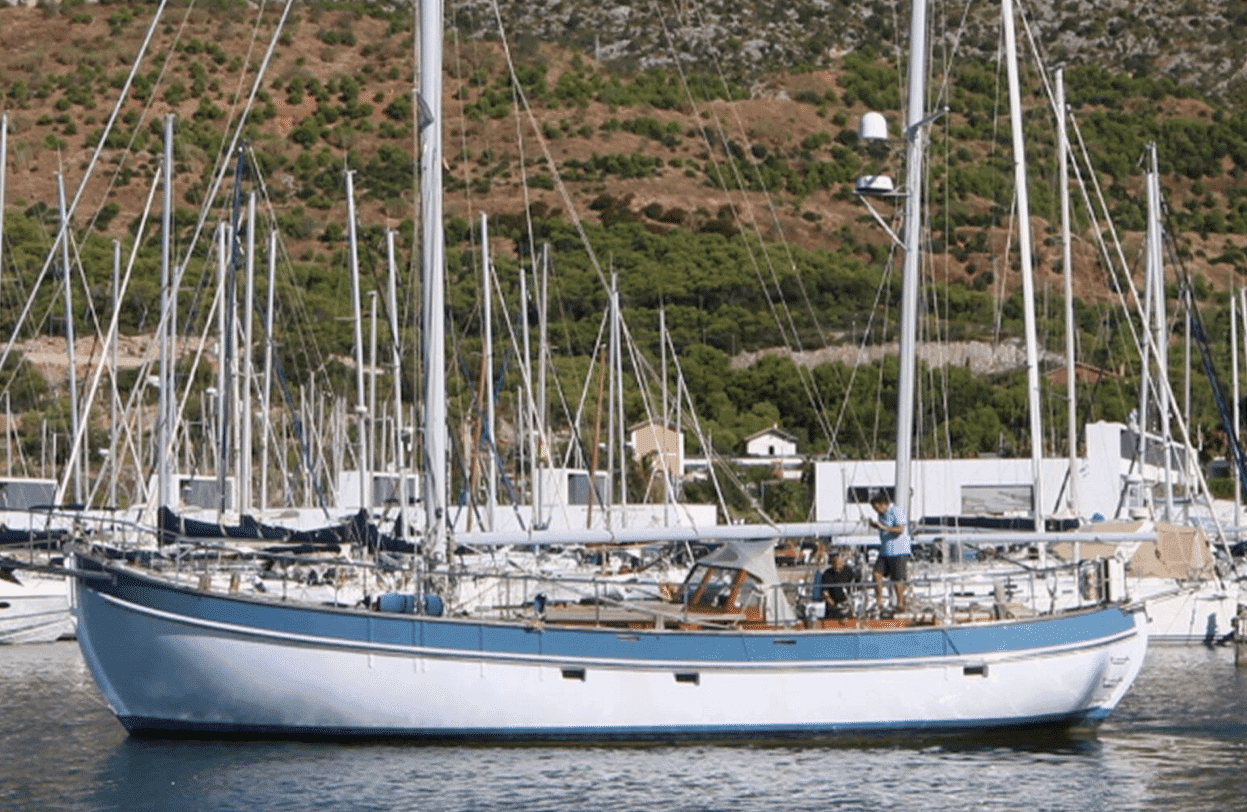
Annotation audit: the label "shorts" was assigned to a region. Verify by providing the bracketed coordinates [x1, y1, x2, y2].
[874, 554, 909, 582]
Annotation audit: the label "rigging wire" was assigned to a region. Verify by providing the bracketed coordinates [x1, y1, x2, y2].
[656, 0, 839, 451]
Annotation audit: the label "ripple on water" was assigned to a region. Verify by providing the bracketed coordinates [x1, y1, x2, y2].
[3, 642, 1247, 812]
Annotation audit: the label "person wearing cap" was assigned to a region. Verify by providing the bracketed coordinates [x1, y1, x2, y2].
[868, 491, 911, 613]
[821, 547, 858, 619]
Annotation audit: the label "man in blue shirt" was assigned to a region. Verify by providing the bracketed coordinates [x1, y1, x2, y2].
[869, 490, 911, 613]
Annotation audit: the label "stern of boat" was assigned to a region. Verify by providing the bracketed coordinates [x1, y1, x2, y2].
[1081, 602, 1148, 723]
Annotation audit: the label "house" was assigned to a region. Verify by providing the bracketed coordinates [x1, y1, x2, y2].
[629, 420, 684, 478]
[744, 424, 799, 458]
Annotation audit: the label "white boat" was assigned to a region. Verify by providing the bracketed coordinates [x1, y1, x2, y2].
[884, 521, 1237, 645]
[0, 477, 75, 644]
[0, 566, 74, 644]
[66, 0, 1149, 740]
[1049, 521, 1238, 644]
[69, 535, 1147, 739]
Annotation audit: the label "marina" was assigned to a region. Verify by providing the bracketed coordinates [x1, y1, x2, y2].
[2, 640, 1244, 811]
[2, 0, 1247, 804]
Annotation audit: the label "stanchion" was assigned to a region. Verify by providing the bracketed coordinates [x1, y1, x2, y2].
[1237, 604, 1247, 667]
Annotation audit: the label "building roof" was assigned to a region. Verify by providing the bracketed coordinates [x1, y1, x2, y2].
[744, 424, 798, 444]
[628, 419, 681, 433]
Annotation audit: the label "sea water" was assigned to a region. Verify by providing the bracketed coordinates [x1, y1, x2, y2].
[2, 641, 1245, 811]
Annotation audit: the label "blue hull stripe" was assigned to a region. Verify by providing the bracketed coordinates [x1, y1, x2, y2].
[77, 556, 1139, 665]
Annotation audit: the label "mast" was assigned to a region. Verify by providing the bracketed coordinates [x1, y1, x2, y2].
[419, 0, 448, 557]
[385, 229, 404, 477]
[608, 271, 621, 521]
[1056, 69, 1080, 517]
[345, 169, 368, 513]
[1146, 143, 1172, 518]
[110, 239, 120, 507]
[240, 191, 256, 515]
[1235, 284, 1242, 525]
[660, 305, 670, 522]
[520, 265, 535, 523]
[369, 289, 379, 476]
[480, 213, 496, 530]
[0, 112, 6, 302]
[893, 0, 929, 516]
[218, 148, 246, 517]
[1239, 288, 1247, 530]
[538, 244, 550, 523]
[260, 230, 276, 512]
[1002, 0, 1045, 531]
[56, 173, 82, 505]
[157, 114, 174, 513]
[215, 222, 231, 516]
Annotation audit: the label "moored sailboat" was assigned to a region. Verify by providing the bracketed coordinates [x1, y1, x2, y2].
[62, 0, 1152, 741]
[70, 534, 1145, 739]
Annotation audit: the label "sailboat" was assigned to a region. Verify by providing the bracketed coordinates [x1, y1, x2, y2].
[65, 0, 1147, 738]
[826, 23, 1241, 645]
[0, 475, 75, 644]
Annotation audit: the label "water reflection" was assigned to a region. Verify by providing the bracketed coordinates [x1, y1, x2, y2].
[3, 642, 1247, 811]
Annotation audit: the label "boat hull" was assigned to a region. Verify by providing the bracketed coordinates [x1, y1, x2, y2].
[72, 556, 1147, 740]
[0, 573, 74, 644]
[1142, 580, 1239, 644]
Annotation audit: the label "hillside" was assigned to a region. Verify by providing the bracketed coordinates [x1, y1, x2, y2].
[0, 0, 1245, 495]
[2, 1, 1245, 306]
[459, 0, 1247, 105]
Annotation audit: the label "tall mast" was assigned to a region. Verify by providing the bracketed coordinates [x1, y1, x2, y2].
[0, 113, 7, 306]
[158, 114, 175, 511]
[240, 191, 256, 515]
[538, 244, 550, 522]
[216, 222, 231, 516]
[520, 265, 534, 521]
[260, 230, 276, 512]
[345, 169, 368, 512]
[1146, 143, 1172, 518]
[1003, 0, 1045, 531]
[1235, 284, 1242, 525]
[385, 229, 404, 478]
[1056, 69, 1079, 517]
[56, 174, 82, 505]
[110, 239, 120, 507]
[420, 0, 447, 556]
[480, 213, 496, 530]
[893, 0, 929, 516]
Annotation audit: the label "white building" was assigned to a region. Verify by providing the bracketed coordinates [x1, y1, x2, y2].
[744, 424, 799, 457]
[739, 425, 804, 482]
[814, 420, 1200, 527]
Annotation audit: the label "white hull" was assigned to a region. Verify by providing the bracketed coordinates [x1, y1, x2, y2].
[1142, 580, 1239, 643]
[73, 556, 1147, 739]
[0, 573, 74, 644]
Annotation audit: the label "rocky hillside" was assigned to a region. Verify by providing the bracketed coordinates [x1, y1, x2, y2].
[458, 0, 1247, 104]
[2, 0, 1244, 315]
[0, 0, 1245, 466]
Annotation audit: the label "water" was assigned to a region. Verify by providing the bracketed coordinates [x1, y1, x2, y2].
[2, 642, 1245, 811]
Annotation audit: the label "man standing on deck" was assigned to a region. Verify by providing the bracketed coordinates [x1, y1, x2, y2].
[868, 490, 911, 614]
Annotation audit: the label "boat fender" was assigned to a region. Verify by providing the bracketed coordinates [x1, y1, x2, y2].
[422, 594, 444, 617]
[533, 593, 547, 617]
[377, 593, 417, 613]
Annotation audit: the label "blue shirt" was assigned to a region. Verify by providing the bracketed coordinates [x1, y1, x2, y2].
[875, 504, 912, 557]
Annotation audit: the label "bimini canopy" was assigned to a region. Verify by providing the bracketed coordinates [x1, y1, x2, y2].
[694, 539, 782, 590]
